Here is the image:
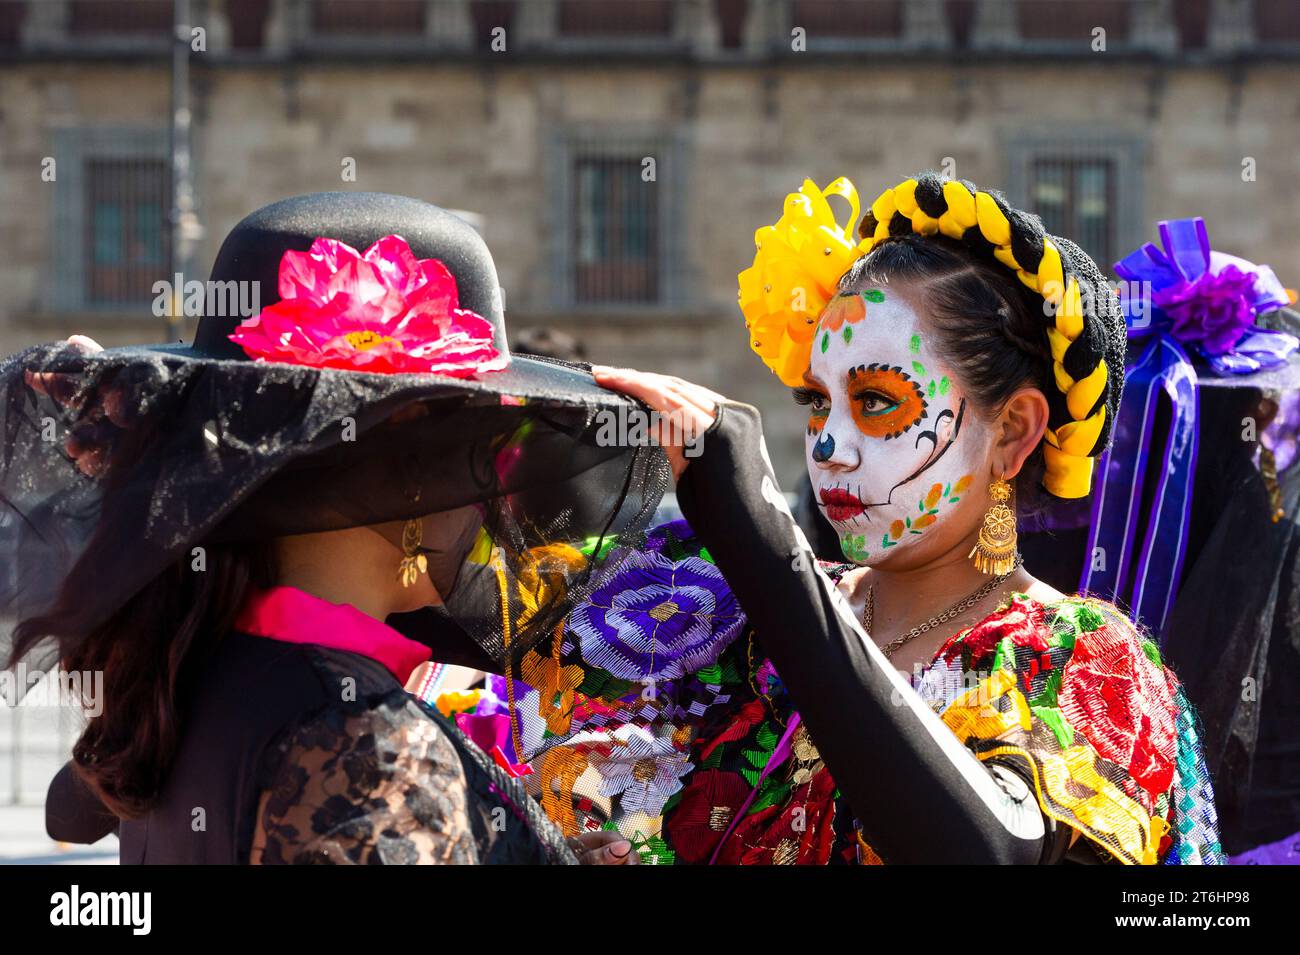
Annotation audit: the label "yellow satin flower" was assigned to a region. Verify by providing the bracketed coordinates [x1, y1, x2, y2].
[737, 178, 873, 387]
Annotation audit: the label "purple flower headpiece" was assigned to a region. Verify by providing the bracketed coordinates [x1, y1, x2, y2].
[1114, 217, 1296, 376]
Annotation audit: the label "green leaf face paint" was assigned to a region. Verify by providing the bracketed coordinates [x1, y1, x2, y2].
[839, 533, 870, 563]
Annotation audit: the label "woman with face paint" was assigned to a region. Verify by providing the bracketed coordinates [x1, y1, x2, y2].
[590, 174, 1223, 864]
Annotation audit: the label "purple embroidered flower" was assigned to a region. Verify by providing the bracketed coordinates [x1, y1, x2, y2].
[568, 549, 744, 681]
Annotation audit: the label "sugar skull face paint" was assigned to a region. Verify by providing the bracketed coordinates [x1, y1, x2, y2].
[798, 288, 986, 565]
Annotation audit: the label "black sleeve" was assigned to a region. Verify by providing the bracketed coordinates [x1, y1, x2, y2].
[45, 761, 119, 844]
[677, 402, 1059, 864]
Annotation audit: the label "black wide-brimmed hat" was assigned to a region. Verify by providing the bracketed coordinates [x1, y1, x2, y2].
[1, 192, 668, 670]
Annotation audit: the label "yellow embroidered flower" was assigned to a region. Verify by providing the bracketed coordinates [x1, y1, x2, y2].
[520, 648, 586, 736]
[515, 543, 588, 629]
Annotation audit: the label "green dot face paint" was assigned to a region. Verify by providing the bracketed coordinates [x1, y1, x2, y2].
[802, 289, 989, 566]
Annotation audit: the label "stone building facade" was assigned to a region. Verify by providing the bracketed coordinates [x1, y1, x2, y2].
[0, 0, 1298, 485]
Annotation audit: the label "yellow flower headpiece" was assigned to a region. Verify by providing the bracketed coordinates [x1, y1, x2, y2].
[737, 178, 872, 388]
[737, 175, 1117, 499]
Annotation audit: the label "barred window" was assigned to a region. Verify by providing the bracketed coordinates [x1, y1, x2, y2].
[472, 1, 518, 49]
[0, 1, 24, 50]
[573, 157, 659, 305]
[1029, 157, 1115, 270]
[228, 0, 276, 49]
[715, 0, 748, 48]
[1174, 0, 1211, 49]
[85, 158, 170, 307]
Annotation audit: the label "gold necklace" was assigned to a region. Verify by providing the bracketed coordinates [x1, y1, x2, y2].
[862, 554, 1023, 659]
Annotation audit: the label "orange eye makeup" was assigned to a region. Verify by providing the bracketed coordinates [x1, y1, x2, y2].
[846, 364, 927, 439]
[792, 385, 830, 435]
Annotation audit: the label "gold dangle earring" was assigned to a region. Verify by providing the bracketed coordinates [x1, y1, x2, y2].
[398, 518, 428, 587]
[968, 474, 1018, 575]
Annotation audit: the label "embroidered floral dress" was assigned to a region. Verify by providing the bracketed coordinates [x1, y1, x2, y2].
[434, 521, 1222, 865]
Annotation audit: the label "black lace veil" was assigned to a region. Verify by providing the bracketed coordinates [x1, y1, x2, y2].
[0, 341, 669, 681]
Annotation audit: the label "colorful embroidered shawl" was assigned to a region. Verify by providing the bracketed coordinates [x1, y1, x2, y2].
[433, 521, 1223, 865]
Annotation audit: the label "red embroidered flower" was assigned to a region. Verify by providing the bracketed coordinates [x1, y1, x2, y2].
[229, 234, 508, 377]
[663, 769, 752, 865]
[1058, 622, 1177, 810]
[697, 698, 768, 763]
[942, 595, 1051, 667]
[716, 768, 838, 865]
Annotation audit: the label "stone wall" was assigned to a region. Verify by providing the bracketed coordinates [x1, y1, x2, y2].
[2, 56, 1298, 484]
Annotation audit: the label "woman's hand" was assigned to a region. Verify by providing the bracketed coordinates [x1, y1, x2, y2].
[591, 366, 724, 481]
[570, 830, 639, 865]
[24, 335, 121, 478]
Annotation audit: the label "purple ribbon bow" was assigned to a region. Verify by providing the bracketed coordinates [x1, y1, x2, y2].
[1083, 218, 1294, 640]
[1114, 217, 1296, 375]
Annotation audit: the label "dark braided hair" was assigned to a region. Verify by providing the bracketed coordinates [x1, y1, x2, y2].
[852, 172, 1127, 499]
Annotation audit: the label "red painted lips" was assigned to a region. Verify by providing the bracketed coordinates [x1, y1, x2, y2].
[819, 488, 866, 522]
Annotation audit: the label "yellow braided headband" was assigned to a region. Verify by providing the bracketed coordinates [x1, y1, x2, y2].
[737, 176, 1108, 499]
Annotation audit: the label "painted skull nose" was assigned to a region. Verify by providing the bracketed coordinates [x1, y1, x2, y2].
[812, 430, 835, 463]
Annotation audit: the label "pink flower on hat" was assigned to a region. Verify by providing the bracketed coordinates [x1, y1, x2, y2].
[229, 234, 508, 376]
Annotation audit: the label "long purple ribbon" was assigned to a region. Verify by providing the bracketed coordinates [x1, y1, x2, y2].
[1080, 336, 1199, 642]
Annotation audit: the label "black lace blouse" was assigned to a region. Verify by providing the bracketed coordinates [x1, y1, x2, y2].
[105, 590, 575, 865]
[251, 645, 572, 865]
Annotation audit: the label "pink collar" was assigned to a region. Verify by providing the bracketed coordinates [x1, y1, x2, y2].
[235, 586, 431, 685]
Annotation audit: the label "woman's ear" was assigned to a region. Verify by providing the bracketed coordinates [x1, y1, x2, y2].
[995, 387, 1050, 479]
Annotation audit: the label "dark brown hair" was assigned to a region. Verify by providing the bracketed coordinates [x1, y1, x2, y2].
[837, 231, 1058, 504]
[9, 540, 276, 818]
